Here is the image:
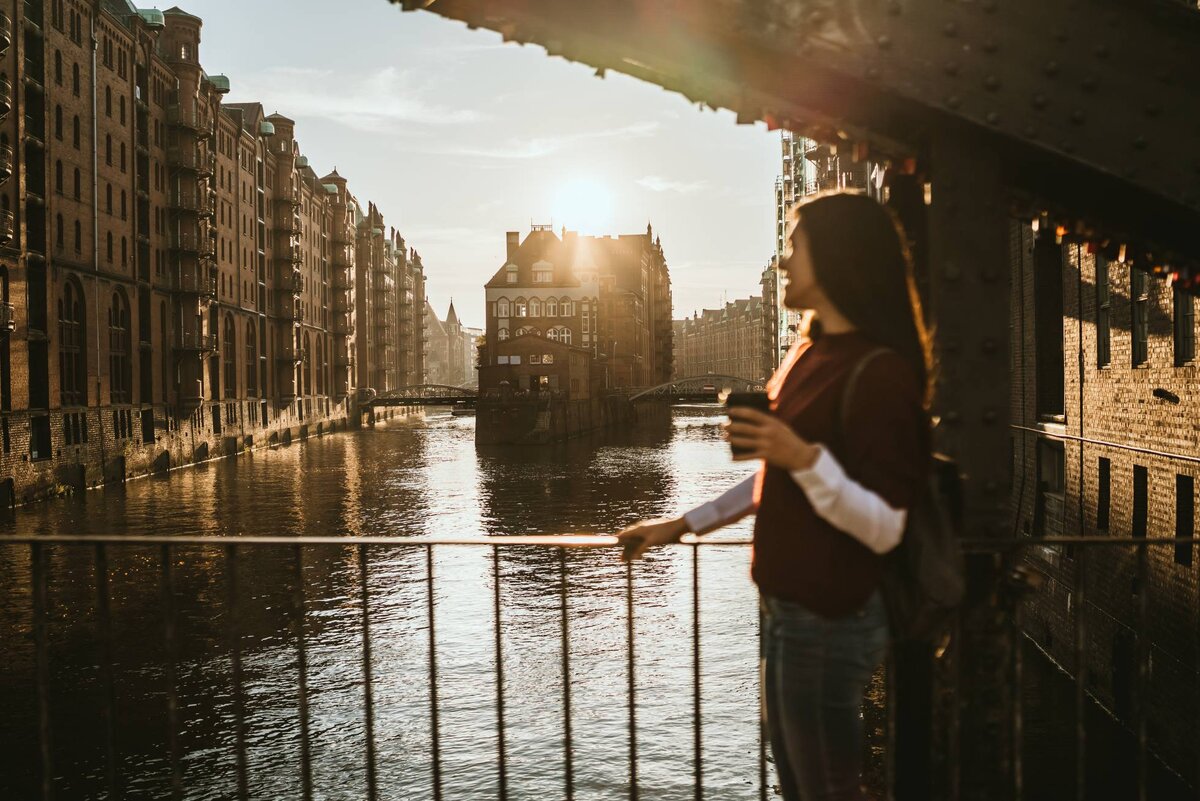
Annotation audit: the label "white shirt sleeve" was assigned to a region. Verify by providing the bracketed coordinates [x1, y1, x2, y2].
[789, 445, 907, 554]
[681, 474, 757, 535]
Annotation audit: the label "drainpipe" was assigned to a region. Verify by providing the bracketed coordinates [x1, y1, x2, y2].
[91, 11, 105, 467]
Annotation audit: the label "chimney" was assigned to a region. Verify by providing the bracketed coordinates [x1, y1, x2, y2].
[506, 231, 519, 263]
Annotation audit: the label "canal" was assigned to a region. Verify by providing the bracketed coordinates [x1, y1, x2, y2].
[0, 408, 1190, 799]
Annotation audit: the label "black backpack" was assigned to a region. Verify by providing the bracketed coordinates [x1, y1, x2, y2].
[840, 349, 965, 643]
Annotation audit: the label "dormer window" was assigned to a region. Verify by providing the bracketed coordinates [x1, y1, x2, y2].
[506, 264, 518, 284]
[533, 269, 552, 283]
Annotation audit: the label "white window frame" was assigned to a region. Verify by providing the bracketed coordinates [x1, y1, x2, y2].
[530, 298, 542, 317]
[546, 298, 558, 317]
[497, 327, 509, 341]
[497, 299, 510, 318]
[515, 300, 527, 317]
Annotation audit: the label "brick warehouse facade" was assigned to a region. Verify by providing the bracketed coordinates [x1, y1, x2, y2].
[672, 296, 768, 383]
[0, 2, 427, 505]
[1012, 221, 1200, 781]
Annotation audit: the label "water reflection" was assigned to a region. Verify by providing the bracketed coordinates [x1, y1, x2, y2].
[0, 407, 768, 800]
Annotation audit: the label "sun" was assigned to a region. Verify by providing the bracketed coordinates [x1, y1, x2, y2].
[550, 176, 615, 235]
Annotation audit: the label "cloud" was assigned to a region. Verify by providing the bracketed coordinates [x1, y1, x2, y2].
[636, 175, 709, 194]
[229, 66, 485, 131]
[417, 121, 661, 160]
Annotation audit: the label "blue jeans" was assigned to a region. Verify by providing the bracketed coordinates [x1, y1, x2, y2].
[760, 591, 889, 801]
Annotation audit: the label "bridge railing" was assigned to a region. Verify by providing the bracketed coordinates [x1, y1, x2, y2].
[4, 534, 1195, 800]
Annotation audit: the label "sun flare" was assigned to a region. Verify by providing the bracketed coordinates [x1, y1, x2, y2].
[550, 176, 615, 234]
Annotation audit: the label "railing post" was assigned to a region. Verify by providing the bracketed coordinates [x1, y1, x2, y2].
[94, 544, 120, 800]
[31, 541, 54, 801]
[493, 545, 508, 801]
[426, 544, 443, 801]
[691, 543, 703, 800]
[225, 544, 249, 800]
[359, 544, 378, 801]
[626, 559, 638, 801]
[292, 544, 313, 801]
[559, 547, 574, 800]
[161, 544, 183, 800]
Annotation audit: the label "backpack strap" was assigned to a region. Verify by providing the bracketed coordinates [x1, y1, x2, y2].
[837, 347, 891, 443]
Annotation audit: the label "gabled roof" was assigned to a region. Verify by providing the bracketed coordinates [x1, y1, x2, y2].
[446, 300, 459, 326]
[424, 300, 447, 338]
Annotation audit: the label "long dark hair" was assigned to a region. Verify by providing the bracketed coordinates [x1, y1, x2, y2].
[792, 191, 933, 407]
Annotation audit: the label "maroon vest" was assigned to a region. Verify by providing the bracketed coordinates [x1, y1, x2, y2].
[751, 332, 927, 618]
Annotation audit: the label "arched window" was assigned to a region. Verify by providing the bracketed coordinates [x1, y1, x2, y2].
[119, 96, 125, 126]
[120, 237, 127, 267]
[73, 168, 80, 200]
[105, 183, 112, 214]
[108, 291, 130, 403]
[302, 332, 312, 396]
[59, 279, 86, 406]
[54, 106, 62, 140]
[73, 115, 80, 149]
[105, 135, 112, 165]
[223, 315, 236, 399]
[547, 328, 559, 342]
[105, 86, 111, 116]
[72, 63, 79, 96]
[529, 298, 542, 317]
[560, 298, 573, 317]
[497, 327, 509, 341]
[496, 299, 510, 318]
[73, 220, 81, 253]
[546, 298, 557, 317]
[515, 299, 527, 317]
[245, 320, 258, 397]
[106, 232, 113, 263]
[160, 301, 169, 402]
[317, 338, 326, 395]
[559, 327, 572, 346]
[120, 190, 126, 220]
[54, 51, 62, 85]
[54, 161, 62, 194]
[55, 214, 63, 249]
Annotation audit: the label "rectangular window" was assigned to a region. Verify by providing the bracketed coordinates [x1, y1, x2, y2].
[1033, 234, 1065, 417]
[1096, 255, 1111, 368]
[530, 354, 542, 365]
[533, 270, 552, 283]
[1132, 465, 1148, 538]
[1175, 475, 1194, 566]
[1174, 287, 1195, 366]
[543, 354, 554, 365]
[509, 355, 521, 365]
[1131, 269, 1149, 366]
[1097, 457, 1111, 531]
[1035, 439, 1066, 537]
[497, 356, 509, 365]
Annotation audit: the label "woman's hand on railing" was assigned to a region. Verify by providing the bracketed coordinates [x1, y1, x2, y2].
[616, 517, 688, 561]
[724, 407, 819, 470]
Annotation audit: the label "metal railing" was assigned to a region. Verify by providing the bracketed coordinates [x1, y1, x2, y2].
[5, 533, 1199, 801]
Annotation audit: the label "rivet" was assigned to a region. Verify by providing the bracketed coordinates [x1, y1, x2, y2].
[946, 95, 962, 110]
[986, 111, 1000, 125]
[1070, 110, 1085, 125]
[1081, 76, 1097, 92]
[876, 35, 892, 50]
[1043, 60, 1060, 77]
[943, 60, 960, 76]
[943, 21, 958, 37]
[984, 75, 1000, 91]
[1031, 93, 1048, 110]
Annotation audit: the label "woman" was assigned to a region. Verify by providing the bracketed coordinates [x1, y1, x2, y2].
[617, 191, 932, 801]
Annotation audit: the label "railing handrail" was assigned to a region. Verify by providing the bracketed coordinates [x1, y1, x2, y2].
[3, 533, 1198, 549]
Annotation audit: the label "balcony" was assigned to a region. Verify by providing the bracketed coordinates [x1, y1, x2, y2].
[332, 273, 352, 291]
[171, 267, 217, 299]
[166, 147, 214, 176]
[0, 301, 13, 331]
[169, 188, 213, 216]
[277, 300, 303, 323]
[275, 341, 301, 365]
[169, 231, 215, 258]
[0, 76, 10, 119]
[332, 312, 352, 336]
[332, 248, 352, 268]
[0, 209, 12, 244]
[278, 270, 302, 297]
[275, 185, 300, 208]
[23, 58, 43, 89]
[274, 244, 301, 264]
[276, 213, 299, 234]
[166, 104, 208, 136]
[0, 11, 10, 53]
[333, 293, 351, 314]
[174, 331, 216, 353]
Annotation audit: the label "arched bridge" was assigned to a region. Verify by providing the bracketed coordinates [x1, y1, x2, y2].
[369, 385, 479, 407]
[630, 375, 766, 403]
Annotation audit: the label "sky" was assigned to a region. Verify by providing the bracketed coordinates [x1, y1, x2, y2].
[184, 0, 779, 328]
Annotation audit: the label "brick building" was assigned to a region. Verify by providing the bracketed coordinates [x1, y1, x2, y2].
[672, 296, 767, 383]
[482, 225, 672, 394]
[1013, 224, 1200, 778]
[426, 299, 479, 388]
[0, 2, 426, 503]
